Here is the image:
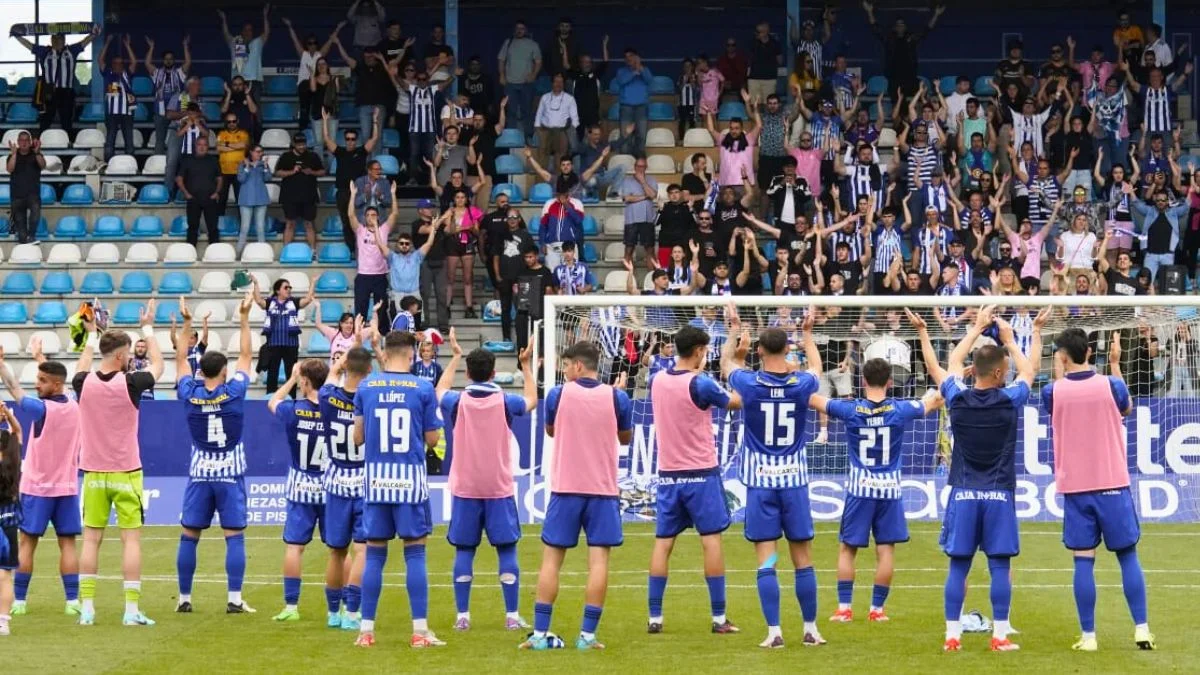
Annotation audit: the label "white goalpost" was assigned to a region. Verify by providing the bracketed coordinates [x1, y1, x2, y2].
[542, 294, 1200, 526]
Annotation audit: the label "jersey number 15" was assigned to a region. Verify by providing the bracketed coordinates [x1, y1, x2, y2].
[758, 402, 796, 447]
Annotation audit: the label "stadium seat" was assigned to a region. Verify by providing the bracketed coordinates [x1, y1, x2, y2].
[153, 329, 175, 355]
[266, 184, 280, 203]
[137, 183, 170, 204]
[154, 302, 176, 324]
[261, 128, 291, 150]
[646, 128, 676, 148]
[582, 215, 599, 236]
[86, 243, 121, 265]
[41, 155, 63, 175]
[319, 300, 345, 324]
[491, 182, 523, 203]
[262, 102, 297, 123]
[318, 243, 352, 264]
[111, 301, 144, 325]
[337, 101, 357, 122]
[280, 271, 310, 294]
[53, 215, 87, 238]
[73, 128, 105, 149]
[307, 331, 331, 354]
[106, 154, 138, 175]
[237, 243, 272, 265]
[39, 184, 56, 204]
[198, 271, 233, 293]
[92, 215, 126, 238]
[581, 242, 599, 264]
[67, 155, 101, 175]
[39, 129, 70, 149]
[0, 185, 8, 205]
[131, 215, 164, 237]
[194, 300, 228, 323]
[61, 183, 94, 205]
[322, 215, 343, 236]
[142, 154, 166, 175]
[603, 215, 624, 236]
[202, 243, 237, 263]
[200, 101, 221, 122]
[164, 243, 198, 264]
[526, 217, 540, 235]
[526, 182, 553, 203]
[13, 77, 36, 95]
[374, 154, 400, 176]
[314, 270, 349, 293]
[495, 129, 525, 149]
[606, 102, 620, 121]
[168, 215, 188, 237]
[280, 243, 313, 264]
[878, 127, 898, 148]
[124, 242, 158, 264]
[0, 302, 28, 324]
[646, 155, 676, 174]
[81, 271, 115, 294]
[495, 155, 525, 176]
[0, 332, 17, 355]
[159, 271, 194, 294]
[648, 102, 675, 121]
[603, 241, 626, 262]
[200, 76, 225, 97]
[131, 75, 154, 97]
[938, 75, 957, 96]
[11, 244, 43, 264]
[649, 75, 675, 95]
[32, 301, 68, 324]
[226, 329, 262, 354]
[973, 75, 994, 97]
[218, 216, 239, 238]
[603, 271, 630, 292]
[79, 103, 105, 123]
[6, 103, 38, 124]
[717, 102, 746, 121]
[265, 76, 294, 96]
[608, 154, 636, 174]
[119, 271, 154, 294]
[1, 273, 34, 294]
[28, 330, 62, 356]
[865, 75, 889, 96]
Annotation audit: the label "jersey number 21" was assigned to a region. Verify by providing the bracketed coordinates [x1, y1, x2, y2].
[858, 427, 891, 467]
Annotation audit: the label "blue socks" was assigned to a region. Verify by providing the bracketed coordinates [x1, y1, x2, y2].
[324, 585, 342, 614]
[404, 544, 429, 621]
[63, 573, 79, 602]
[1073, 556, 1097, 632]
[225, 533, 246, 593]
[177, 534, 199, 596]
[344, 585, 362, 613]
[794, 567, 818, 622]
[706, 575, 726, 619]
[872, 584, 890, 609]
[283, 577, 301, 605]
[14, 572, 30, 602]
[756, 568, 781, 626]
[1117, 547, 1149, 624]
[497, 544, 520, 615]
[648, 575, 667, 619]
[361, 545, 388, 621]
[534, 601, 553, 633]
[837, 579, 853, 605]
[988, 556, 1012, 622]
[581, 604, 603, 635]
[944, 557, 972, 621]
[453, 547, 475, 614]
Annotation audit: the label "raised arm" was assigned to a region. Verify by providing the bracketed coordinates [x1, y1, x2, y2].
[435, 328, 463, 401]
[140, 299, 165, 381]
[905, 308, 947, 385]
[720, 302, 750, 379]
[947, 305, 994, 379]
[280, 17, 305, 57]
[216, 8, 235, 45]
[268, 362, 301, 414]
[523, 148, 553, 182]
[0, 347, 26, 402]
[174, 297, 194, 383]
[332, 35, 357, 69]
[235, 291, 254, 375]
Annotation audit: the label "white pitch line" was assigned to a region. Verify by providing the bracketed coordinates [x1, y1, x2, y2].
[114, 567, 1200, 577]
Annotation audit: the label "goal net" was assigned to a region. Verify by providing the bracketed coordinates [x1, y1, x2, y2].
[543, 295, 1200, 526]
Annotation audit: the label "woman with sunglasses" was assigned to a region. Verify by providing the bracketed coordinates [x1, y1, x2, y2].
[281, 17, 339, 117]
[250, 276, 316, 395]
[442, 190, 483, 319]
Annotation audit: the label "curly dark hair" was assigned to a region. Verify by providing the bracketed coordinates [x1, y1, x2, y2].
[0, 429, 20, 505]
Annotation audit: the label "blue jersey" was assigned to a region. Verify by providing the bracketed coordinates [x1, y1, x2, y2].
[648, 354, 676, 380]
[187, 343, 207, 377]
[412, 359, 443, 385]
[728, 368, 820, 489]
[826, 397, 927, 499]
[353, 371, 442, 504]
[274, 398, 328, 504]
[319, 383, 365, 499]
[941, 377, 1030, 491]
[177, 372, 249, 479]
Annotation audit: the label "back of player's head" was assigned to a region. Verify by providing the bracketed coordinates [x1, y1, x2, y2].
[344, 347, 374, 377]
[562, 341, 600, 372]
[862, 358, 892, 388]
[98, 330, 131, 357]
[758, 328, 788, 356]
[972, 344, 1008, 379]
[384, 331, 418, 355]
[37, 360, 67, 381]
[1054, 328, 1090, 365]
[299, 358, 329, 389]
[673, 326, 711, 359]
[465, 348, 496, 382]
[199, 351, 228, 378]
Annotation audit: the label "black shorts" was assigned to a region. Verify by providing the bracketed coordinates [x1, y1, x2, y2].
[624, 221, 655, 248]
[0, 524, 16, 570]
[446, 236, 477, 257]
[282, 200, 317, 222]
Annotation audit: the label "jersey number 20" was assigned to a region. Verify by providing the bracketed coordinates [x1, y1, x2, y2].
[373, 408, 412, 454]
[858, 427, 891, 467]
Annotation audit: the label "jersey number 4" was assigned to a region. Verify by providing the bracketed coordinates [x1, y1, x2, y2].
[858, 427, 891, 467]
[207, 414, 227, 448]
[758, 402, 796, 447]
[373, 408, 412, 454]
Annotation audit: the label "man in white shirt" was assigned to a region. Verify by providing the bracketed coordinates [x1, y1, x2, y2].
[941, 75, 973, 140]
[1144, 23, 1174, 69]
[534, 73, 579, 175]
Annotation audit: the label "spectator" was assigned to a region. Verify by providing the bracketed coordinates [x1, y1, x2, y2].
[143, 35, 191, 154]
[566, 37, 610, 142]
[620, 157, 660, 270]
[235, 144, 270, 256]
[124, 340, 155, 399]
[533, 73, 579, 170]
[1061, 116, 1096, 194]
[216, 5, 270, 99]
[306, 59, 340, 167]
[439, 91, 475, 132]
[995, 39, 1033, 97]
[1126, 62, 1192, 143]
[432, 167, 472, 212]
[544, 17, 579, 77]
[553, 241, 594, 295]
[1131, 182, 1194, 283]
[495, 208, 537, 345]
[385, 225, 442, 301]
[274, 132, 326, 250]
[251, 276, 315, 395]
[1070, 37, 1115, 108]
[513, 247, 558, 352]
[863, 1, 944, 99]
[442, 191, 484, 319]
[333, 40, 395, 141]
[220, 76, 259, 142]
[216, 113, 250, 213]
[12, 26, 99, 137]
[998, 213, 1052, 284]
[461, 106, 504, 181]
[696, 55, 724, 122]
[1143, 23, 1174, 70]
[757, 94, 798, 193]
[412, 199, 451, 332]
[392, 64, 452, 187]
[432, 126, 474, 187]
[480, 192, 514, 293]
[98, 34, 137, 162]
[539, 176, 586, 271]
[788, 15, 826, 79]
[766, 156, 813, 231]
[176, 137, 223, 248]
[678, 58, 698, 138]
[940, 76, 974, 142]
[656, 185, 697, 269]
[170, 313, 210, 377]
[614, 48, 654, 156]
[346, 0, 385, 49]
[1008, 94, 1055, 160]
[424, 28, 457, 86]
[1096, 228, 1143, 296]
[826, 53, 857, 111]
[353, 158, 393, 219]
[790, 50, 822, 110]
[413, 342, 443, 385]
[312, 308, 358, 364]
[458, 55, 497, 117]
[164, 77, 205, 195]
[575, 125, 632, 201]
[1040, 43, 1074, 86]
[716, 38, 748, 100]
[391, 61, 417, 159]
[747, 21, 783, 102]
[380, 20, 414, 74]
[786, 130, 824, 199]
[317, 113, 377, 255]
[498, 21, 543, 143]
[706, 96, 760, 195]
[5, 131, 45, 245]
[280, 17, 339, 120]
[957, 128, 996, 193]
[680, 152, 714, 212]
[347, 181, 399, 331]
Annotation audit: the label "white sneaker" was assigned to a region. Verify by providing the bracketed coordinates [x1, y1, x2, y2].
[814, 429, 828, 445]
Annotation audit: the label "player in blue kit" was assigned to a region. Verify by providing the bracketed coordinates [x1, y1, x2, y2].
[268, 359, 330, 623]
[352, 330, 444, 649]
[909, 305, 1049, 652]
[321, 337, 374, 631]
[809, 357, 943, 623]
[721, 307, 825, 649]
[173, 295, 255, 615]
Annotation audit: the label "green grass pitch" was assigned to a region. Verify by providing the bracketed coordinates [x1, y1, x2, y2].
[6, 522, 1198, 673]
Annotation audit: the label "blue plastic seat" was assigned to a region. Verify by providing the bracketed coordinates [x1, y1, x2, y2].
[314, 270, 349, 293]
[159, 271, 193, 294]
[322, 215, 343, 236]
[318, 243, 352, 264]
[14, 77, 37, 96]
[307, 331, 331, 354]
[649, 75, 675, 95]
[495, 129, 526, 149]
[33, 301, 68, 324]
[1, 273, 35, 294]
[0, 218, 9, 236]
[938, 75, 958, 96]
[338, 101, 357, 122]
[581, 243, 598, 264]
[607, 102, 620, 121]
[319, 300, 345, 323]
[112, 302, 145, 324]
[495, 155, 525, 176]
[119, 272, 154, 294]
[607, 78, 621, 95]
[54, 215, 87, 238]
[865, 75, 889, 96]
[648, 102, 675, 121]
[137, 183, 170, 205]
[40, 184, 56, 204]
[528, 182, 553, 203]
[0, 185, 9, 206]
[373, 154, 400, 175]
[92, 215, 126, 238]
[200, 76, 225, 97]
[169, 215, 188, 237]
[762, 239, 777, 261]
[79, 103, 105, 123]
[133, 104, 150, 122]
[533, 74, 552, 96]
[33, 217, 49, 239]
[382, 128, 401, 148]
[218, 215, 239, 237]
[263, 102, 297, 123]
[323, 184, 338, 204]
[527, 217, 541, 235]
[40, 272, 74, 294]
[491, 182, 523, 203]
[973, 75, 994, 97]
[265, 76, 294, 96]
[0, 302, 28, 324]
[6, 103, 38, 123]
[131, 75, 154, 97]
[80, 271, 115, 294]
[0, 79, 7, 96]
[61, 184, 95, 205]
[581, 215, 599, 236]
[154, 302, 175, 324]
[200, 101, 221, 122]
[279, 243, 313, 264]
[131, 215, 164, 237]
[717, 102, 746, 121]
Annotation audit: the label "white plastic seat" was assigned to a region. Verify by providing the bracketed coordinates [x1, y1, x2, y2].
[123, 242, 158, 264]
[248, 269, 272, 290]
[682, 128, 714, 147]
[164, 243, 198, 264]
[607, 153, 636, 173]
[603, 270, 630, 293]
[28, 330, 63, 356]
[248, 303, 267, 324]
[261, 128, 291, 150]
[132, 129, 145, 149]
[204, 331, 223, 353]
[603, 215, 625, 236]
[68, 154, 102, 174]
[160, 361, 176, 383]
[201, 242, 237, 263]
[646, 154, 675, 174]
[142, 154, 166, 175]
[198, 271, 233, 293]
[9, 244, 41, 264]
[74, 128, 105, 149]
[642, 270, 657, 290]
[280, 271, 310, 294]
[85, 242, 119, 264]
[47, 244, 82, 264]
[39, 129, 69, 149]
[225, 330, 262, 354]
[266, 183, 280, 204]
[0, 332, 21, 354]
[105, 154, 138, 175]
[656, 183, 670, 201]
[240, 243, 275, 264]
[263, 154, 279, 173]
[155, 330, 175, 354]
[645, 128, 676, 147]
[877, 127, 898, 149]
[41, 155, 63, 174]
[1, 129, 29, 146]
[194, 300, 229, 323]
[603, 241, 626, 262]
[19, 362, 39, 385]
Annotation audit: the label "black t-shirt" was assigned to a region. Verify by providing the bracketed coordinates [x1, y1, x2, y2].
[179, 154, 221, 198]
[715, 202, 747, 232]
[354, 61, 393, 106]
[656, 202, 695, 249]
[482, 207, 511, 256]
[689, 228, 723, 277]
[749, 37, 782, 79]
[681, 173, 710, 205]
[498, 229, 536, 281]
[824, 259, 864, 294]
[462, 126, 498, 177]
[515, 265, 558, 318]
[458, 73, 496, 114]
[1039, 61, 1073, 82]
[1146, 212, 1173, 254]
[732, 255, 764, 295]
[333, 147, 369, 189]
[995, 58, 1032, 92]
[275, 150, 324, 203]
[411, 217, 448, 263]
[72, 370, 156, 408]
[1104, 268, 1144, 296]
[9, 151, 40, 198]
[378, 37, 413, 68]
[898, 278, 934, 295]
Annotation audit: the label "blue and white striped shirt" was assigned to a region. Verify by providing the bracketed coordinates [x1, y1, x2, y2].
[152, 66, 187, 116]
[189, 442, 247, 480]
[103, 69, 135, 116]
[262, 297, 301, 347]
[873, 227, 903, 274]
[407, 84, 439, 134]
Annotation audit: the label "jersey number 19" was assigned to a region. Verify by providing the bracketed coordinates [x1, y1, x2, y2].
[373, 408, 412, 454]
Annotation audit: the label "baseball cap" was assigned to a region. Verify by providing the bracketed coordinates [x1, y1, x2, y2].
[292, 132, 307, 142]
[417, 198, 436, 209]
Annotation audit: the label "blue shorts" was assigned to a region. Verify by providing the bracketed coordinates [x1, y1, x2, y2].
[939, 488, 1019, 558]
[19, 494, 82, 537]
[447, 496, 521, 548]
[655, 471, 731, 538]
[323, 493, 367, 549]
[541, 494, 623, 549]
[839, 495, 909, 548]
[1062, 488, 1141, 552]
[744, 486, 815, 543]
[0, 525, 15, 569]
[283, 501, 326, 546]
[363, 502, 432, 542]
[181, 478, 248, 531]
